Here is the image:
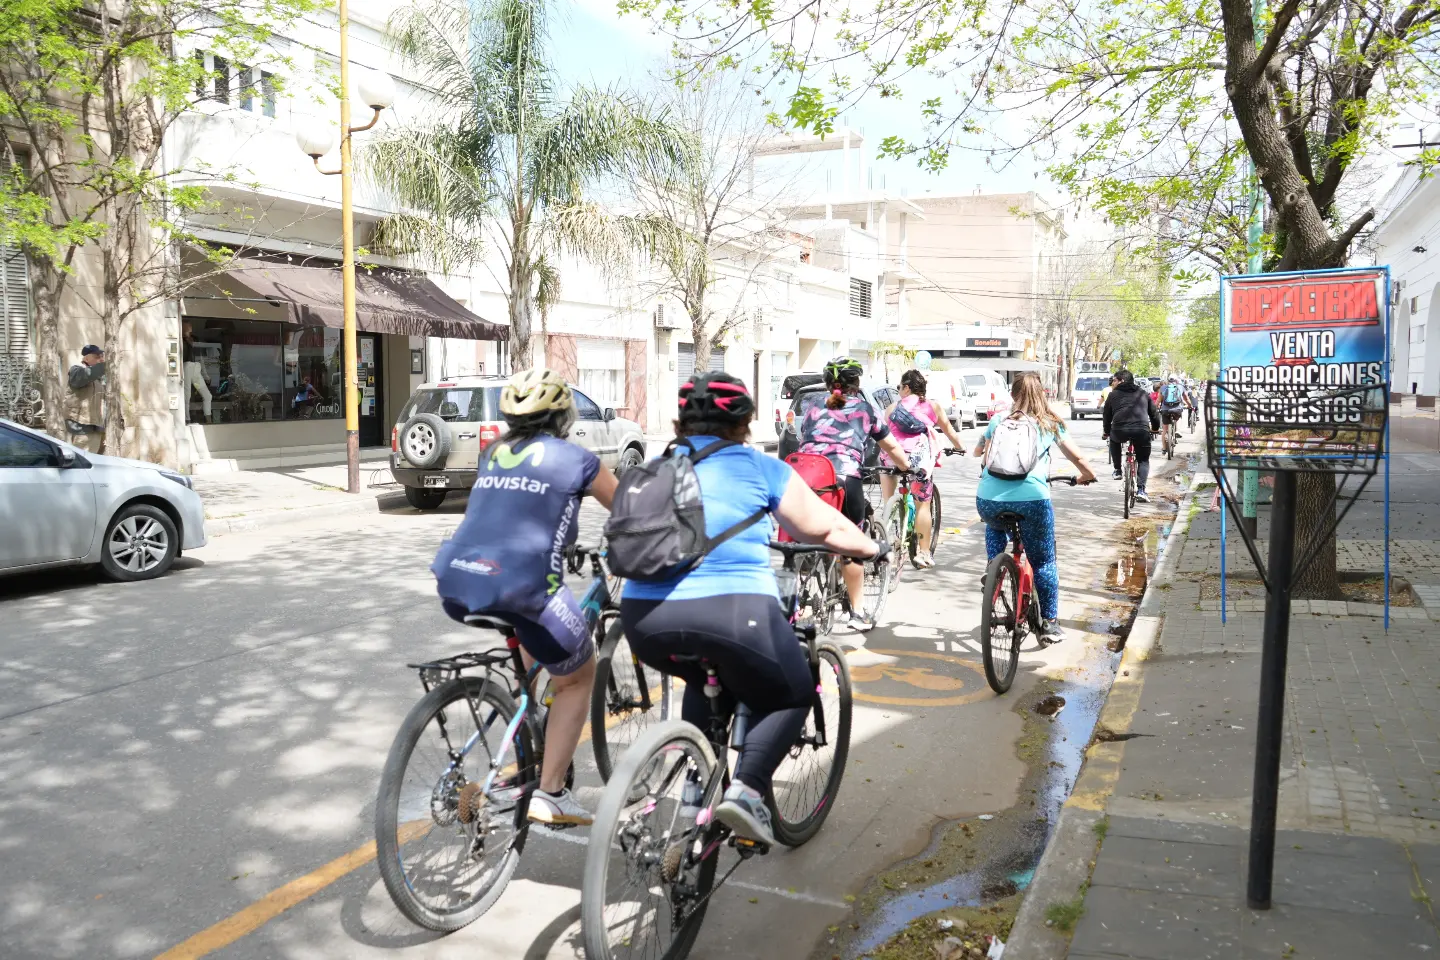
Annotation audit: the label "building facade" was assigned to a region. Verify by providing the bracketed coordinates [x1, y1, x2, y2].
[1374, 166, 1440, 400]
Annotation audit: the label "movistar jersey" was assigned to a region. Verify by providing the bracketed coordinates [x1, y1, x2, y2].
[432, 434, 600, 618]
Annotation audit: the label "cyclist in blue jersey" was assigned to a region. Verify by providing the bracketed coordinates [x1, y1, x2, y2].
[621, 372, 883, 846]
[432, 368, 618, 826]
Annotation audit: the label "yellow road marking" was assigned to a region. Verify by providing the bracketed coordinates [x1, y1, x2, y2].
[155, 676, 671, 959]
[851, 648, 992, 707]
[1066, 653, 1148, 812]
[154, 820, 431, 960]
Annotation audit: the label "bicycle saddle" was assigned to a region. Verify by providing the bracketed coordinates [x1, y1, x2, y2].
[463, 613, 518, 634]
[994, 511, 1025, 525]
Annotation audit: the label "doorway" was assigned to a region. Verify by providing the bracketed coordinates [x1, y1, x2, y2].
[358, 332, 385, 447]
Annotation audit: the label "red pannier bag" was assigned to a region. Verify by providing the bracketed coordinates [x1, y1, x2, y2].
[777, 452, 843, 542]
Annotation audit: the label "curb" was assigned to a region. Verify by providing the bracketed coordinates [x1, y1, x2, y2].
[1003, 471, 1203, 959]
[202, 492, 396, 539]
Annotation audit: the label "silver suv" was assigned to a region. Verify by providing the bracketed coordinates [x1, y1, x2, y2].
[390, 376, 647, 510]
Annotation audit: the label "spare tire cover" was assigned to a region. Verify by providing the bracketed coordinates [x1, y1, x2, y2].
[400, 413, 452, 469]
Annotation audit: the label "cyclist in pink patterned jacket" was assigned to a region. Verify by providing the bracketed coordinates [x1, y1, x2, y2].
[880, 369, 968, 568]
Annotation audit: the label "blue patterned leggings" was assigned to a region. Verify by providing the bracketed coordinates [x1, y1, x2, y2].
[976, 497, 1060, 620]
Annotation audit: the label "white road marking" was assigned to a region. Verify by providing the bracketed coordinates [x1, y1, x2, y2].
[730, 880, 848, 908]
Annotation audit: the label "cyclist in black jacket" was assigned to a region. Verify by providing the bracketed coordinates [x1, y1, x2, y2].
[1102, 369, 1161, 502]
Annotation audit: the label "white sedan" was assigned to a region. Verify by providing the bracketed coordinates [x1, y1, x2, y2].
[0, 418, 207, 581]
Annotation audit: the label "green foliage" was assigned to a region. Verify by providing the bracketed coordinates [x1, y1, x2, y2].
[361, 0, 692, 366]
[1175, 294, 1221, 377]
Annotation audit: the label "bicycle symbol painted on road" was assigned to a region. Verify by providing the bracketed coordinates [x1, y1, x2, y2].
[849, 648, 991, 707]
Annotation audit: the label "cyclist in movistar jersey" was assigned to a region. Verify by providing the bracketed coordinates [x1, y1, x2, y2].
[431, 367, 619, 826]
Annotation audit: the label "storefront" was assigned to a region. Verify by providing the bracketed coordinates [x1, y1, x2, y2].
[180, 254, 504, 469]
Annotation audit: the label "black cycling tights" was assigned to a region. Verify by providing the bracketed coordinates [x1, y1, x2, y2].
[1110, 429, 1152, 491]
[621, 594, 812, 795]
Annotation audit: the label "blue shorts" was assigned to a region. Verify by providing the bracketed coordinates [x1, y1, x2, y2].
[443, 586, 594, 676]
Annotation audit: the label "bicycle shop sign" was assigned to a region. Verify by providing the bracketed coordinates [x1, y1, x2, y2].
[1220, 267, 1390, 420]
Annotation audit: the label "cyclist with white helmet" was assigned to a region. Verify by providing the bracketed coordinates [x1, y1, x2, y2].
[431, 367, 619, 826]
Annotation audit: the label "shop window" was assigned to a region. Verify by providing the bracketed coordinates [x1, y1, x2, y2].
[577, 339, 625, 408]
[183, 318, 346, 424]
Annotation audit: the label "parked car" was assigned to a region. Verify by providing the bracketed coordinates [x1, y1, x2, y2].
[391, 376, 646, 510]
[1070, 373, 1112, 420]
[776, 381, 889, 470]
[956, 369, 1010, 425]
[925, 370, 980, 430]
[0, 418, 207, 581]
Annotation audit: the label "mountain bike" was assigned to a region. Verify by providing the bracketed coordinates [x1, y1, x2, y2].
[878, 449, 963, 577]
[374, 545, 646, 931]
[1161, 414, 1178, 460]
[1187, 403, 1198, 435]
[581, 541, 854, 960]
[979, 477, 1078, 694]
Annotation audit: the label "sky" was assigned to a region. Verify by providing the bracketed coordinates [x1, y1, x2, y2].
[548, 0, 1045, 203]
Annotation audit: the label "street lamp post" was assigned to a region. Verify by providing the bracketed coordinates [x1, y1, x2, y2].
[296, 0, 395, 494]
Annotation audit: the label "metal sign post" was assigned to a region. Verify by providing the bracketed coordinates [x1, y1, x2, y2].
[1209, 266, 1390, 910]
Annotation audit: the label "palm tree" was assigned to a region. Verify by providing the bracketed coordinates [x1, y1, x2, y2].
[363, 0, 691, 368]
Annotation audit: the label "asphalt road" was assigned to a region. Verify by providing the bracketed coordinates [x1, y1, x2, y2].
[0, 414, 1196, 960]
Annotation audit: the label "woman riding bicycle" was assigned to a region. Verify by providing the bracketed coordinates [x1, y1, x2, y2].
[879, 368, 967, 569]
[796, 356, 910, 628]
[1101, 369, 1161, 502]
[972, 374, 1097, 642]
[431, 367, 618, 826]
[621, 371, 881, 847]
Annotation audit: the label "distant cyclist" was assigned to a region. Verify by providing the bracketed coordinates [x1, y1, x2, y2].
[431, 368, 619, 826]
[1102, 369, 1161, 502]
[1159, 375, 1186, 436]
[621, 372, 882, 846]
[797, 356, 909, 628]
[971, 374, 1097, 642]
[879, 368, 968, 569]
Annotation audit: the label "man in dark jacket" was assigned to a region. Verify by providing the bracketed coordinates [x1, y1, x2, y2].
[1102, 369, 1160, 501]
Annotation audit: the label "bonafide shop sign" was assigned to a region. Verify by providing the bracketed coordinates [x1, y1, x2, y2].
[1222, 269, 1387, 391]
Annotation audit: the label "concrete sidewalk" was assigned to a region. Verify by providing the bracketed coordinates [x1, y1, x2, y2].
[1007, 459, 1440, 959]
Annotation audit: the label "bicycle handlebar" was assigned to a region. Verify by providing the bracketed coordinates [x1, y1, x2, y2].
[768, 540, 840, 555]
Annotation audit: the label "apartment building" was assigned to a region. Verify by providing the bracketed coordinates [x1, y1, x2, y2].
[1374, 165, 1440, 400]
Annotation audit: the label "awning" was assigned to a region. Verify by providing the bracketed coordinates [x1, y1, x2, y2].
[210, 257, 506, 341]
[941, 356, 1056, 373]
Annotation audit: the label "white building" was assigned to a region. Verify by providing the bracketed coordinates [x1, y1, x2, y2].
[1373, 165, 1440, 399]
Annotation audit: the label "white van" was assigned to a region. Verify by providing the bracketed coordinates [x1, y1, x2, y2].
[958, 369, 1010, 425]
[1070, 373, 1112, 420]
[924, 370, 979, 429]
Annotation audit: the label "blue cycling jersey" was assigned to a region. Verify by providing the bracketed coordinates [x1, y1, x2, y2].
[432, 434, 599, 618]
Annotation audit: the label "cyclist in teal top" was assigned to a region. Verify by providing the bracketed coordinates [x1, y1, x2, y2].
[972, 374, 1097, 642]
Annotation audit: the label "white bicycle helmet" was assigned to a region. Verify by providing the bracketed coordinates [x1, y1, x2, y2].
[500, 367, 576, 434]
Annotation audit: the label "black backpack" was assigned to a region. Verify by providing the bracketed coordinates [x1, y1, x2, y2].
[603, 439, 767, 582]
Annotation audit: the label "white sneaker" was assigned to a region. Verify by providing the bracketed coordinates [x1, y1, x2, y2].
[847, 608, 875, 632]
[1135, 491, 1150, 503]
[528, 788, 593, 826]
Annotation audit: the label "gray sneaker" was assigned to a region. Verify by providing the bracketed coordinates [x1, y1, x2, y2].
[528, 788, 593, 826]
[1134, 491, 1150, 503]
[714, 783, 775, 846]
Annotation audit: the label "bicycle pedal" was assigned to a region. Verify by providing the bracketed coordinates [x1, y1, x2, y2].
[732, 837, 770, 856]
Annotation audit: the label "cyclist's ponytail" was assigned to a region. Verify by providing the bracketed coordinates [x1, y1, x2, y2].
[826, 387, 847, 410]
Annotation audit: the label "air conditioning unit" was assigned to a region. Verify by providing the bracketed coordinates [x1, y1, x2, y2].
[654, 303, 680, 330]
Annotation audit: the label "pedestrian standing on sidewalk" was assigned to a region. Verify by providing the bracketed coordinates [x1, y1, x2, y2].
[972, 374, 1097, 642]
[1102, 369, 1160, 502]
[66, 344, 106, 453]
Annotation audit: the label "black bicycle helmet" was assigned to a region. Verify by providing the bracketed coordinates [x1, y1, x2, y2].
[678, 371, 756, 424]
[823, 356, 863, 387]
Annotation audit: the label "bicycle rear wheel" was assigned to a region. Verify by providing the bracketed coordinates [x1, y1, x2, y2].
[860, 506, 893, 625]
[1123, 457, 1134, 519]
[884, 496, 907, 592]
[768, 640, 852, 846]
[980, 554, 1023, 694]
[375, 676, 532, 931]
[592, 619, 673, 783]
[909, 485, 942, 565]
[582, 721, 720, 960]
[795, 554, 837, 636]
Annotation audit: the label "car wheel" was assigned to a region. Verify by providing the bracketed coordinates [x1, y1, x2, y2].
[100, 503, 178, 581]
[404, 486, 448, 511]
[616, 445, 645, 475]
[399, 414, 452, 469]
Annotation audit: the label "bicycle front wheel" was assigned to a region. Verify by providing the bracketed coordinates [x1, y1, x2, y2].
[884, 497, 907, 593]
[592, 618, 672, 784]
[980, 554, 1023, 694]
[768, 640, 852, 846]
[375, 676, 532, 931]
[582, 721, 720, 960]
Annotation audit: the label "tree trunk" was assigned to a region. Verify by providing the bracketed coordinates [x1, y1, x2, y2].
[690, 305, 709, 373]
[509, 260, 534, 370]
[29, 260, 67, 441]
[1291, 472, 1341, 599]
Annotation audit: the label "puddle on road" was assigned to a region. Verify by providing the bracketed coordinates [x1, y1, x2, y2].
[839, 503, 1182, 959]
